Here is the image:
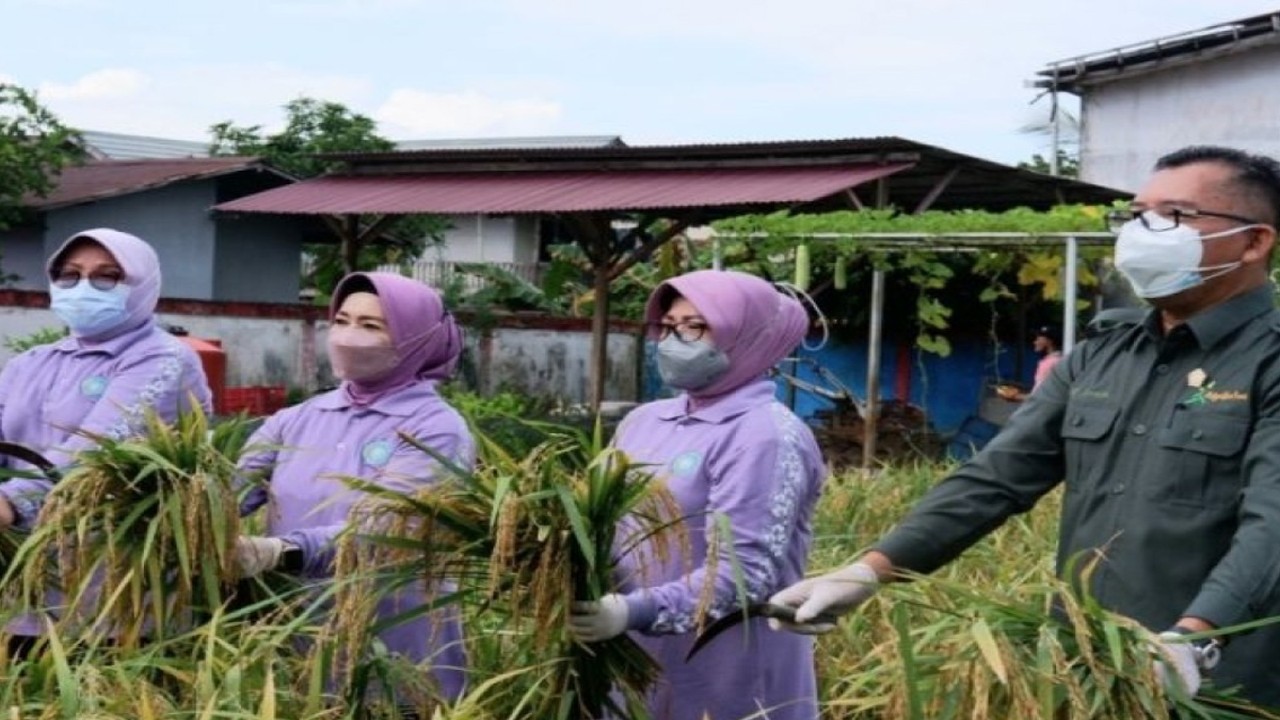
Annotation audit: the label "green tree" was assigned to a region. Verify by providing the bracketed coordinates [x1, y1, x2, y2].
[209, 97, 393, 178]
[1019, 149, 1080, 179]
[209, 97, 443, 291]
[0, 84, 84, 285]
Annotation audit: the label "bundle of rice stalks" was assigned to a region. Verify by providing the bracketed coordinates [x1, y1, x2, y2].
[330, 421, 684, 720]
[10, 407, 254, 648]
[822, 562, 1280, 720]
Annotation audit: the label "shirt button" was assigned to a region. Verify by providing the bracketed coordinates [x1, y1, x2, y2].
[1071, 416, 1084, 427]
[1192, 429, 1205, 440]
[1112, 483, 1126, 494]
[1155, 364, 1170, 375]
[1132, 424, 1147, 436]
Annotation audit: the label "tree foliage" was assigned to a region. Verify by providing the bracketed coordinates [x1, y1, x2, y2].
[208, 97, 393, 179]
[208, 97, 443, 296]
[0, 84, 84, 283]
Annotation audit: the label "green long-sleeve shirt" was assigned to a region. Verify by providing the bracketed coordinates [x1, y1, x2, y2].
[876, 284, 1280, 704]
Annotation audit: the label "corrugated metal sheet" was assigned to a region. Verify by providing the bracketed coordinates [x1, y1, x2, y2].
[79, 130, 210, 160]
[28, 158, 286, 210]
[395, 135, 625, 151]
[213, 164, 912, 215]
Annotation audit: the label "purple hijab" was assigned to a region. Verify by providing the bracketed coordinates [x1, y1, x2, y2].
[46, 228, 161, 340]
[644, 270, 810, 400]
[330, 272, 462, 406]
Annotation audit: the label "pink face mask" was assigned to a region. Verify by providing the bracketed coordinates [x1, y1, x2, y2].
[327, 325, 399, 382]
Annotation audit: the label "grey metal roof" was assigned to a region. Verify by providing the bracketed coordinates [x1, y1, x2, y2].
[1034, 10, 1280, 93]
[394, 135, 626, 151]
[79, 130, 210, 160]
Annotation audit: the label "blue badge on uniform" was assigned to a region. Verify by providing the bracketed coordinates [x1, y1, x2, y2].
[670, 451, 702, 477]
[80, 375, 108, 399]
[361, 439, 394, 467]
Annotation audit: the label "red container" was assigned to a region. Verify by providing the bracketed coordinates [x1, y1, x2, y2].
[176, 335, 227, 414]
[222, 385, 288, 417]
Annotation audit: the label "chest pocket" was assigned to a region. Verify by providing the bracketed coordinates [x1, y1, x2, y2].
[1155, 409, 1249, 507]
[1060, 401, 1120, 493]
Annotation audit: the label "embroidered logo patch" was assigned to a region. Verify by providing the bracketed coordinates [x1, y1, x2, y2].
[79, 375, 108, 399]
[361, 439, 394, 467]
[669, 451, 702, 477]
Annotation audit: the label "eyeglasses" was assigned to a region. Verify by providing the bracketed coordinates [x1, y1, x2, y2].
[649, 321, 710, 343]
[51, 269, 125, 291]
[1105, 207, 1260, 235]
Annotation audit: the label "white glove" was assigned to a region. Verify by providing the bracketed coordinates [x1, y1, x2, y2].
[766, 561, 880, 634]
[1152, 631, 1203, 697]
[235, 536, 287, 578]
[567, 593, 630, 642]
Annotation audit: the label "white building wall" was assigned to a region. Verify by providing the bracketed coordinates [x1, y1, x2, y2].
[434, 214, 539, 263]
[1080, 44, 1280, 192]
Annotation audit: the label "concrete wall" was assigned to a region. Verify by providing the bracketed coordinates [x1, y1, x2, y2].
[41, 182, 220, 299]
[213, 216, 304, 303]
[1080, 44, 1280, 192]
[0, 225, 47, 289]
[1, 291, 643, 405]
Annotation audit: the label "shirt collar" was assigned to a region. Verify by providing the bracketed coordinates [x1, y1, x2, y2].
[1142, 284, 1275, 350]
[655, 378, 778, 424]
[313, 380, 438, 417]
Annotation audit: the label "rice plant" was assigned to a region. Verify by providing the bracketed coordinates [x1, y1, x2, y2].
[9, 407, 254, 649]
[328, 420, 684, 720]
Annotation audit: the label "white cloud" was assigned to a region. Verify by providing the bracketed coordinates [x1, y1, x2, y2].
[375, 89, 562, 138]
[30, 63, 375, 141]
[40, 68, 147, 101]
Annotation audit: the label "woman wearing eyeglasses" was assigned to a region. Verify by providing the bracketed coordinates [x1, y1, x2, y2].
[568, 269, 827, 720]
[0, 228, 212, 649]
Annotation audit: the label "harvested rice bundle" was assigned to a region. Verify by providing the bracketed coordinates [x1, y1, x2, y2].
[14, 408, 253, 648]
[331, 424, 684, 720]
[824, 565, 1280, 720]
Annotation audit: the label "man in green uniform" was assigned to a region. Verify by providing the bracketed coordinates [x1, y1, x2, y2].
[770, 146, 1280, 704]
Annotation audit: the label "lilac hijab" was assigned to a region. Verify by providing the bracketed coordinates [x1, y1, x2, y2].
[645, 270, 810, 400]
[330, 272, 462, 406]
[46, 228, 161, 340]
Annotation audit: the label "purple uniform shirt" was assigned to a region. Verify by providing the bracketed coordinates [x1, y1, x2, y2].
[238, 380, 473, 700]
[0, 322, 212, 522]
[0, 322, 212, 635]
[613, 379, 827, 720]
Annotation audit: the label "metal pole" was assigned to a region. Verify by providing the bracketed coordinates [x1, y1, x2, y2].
[712, 237, 723, 271]
[1063, 235, 1078, 354]
[862, 268, 885, 471]
[1049, 89, 1061, 177]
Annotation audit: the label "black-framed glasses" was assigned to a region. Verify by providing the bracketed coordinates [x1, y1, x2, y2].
[1105, 208, 1260, 235]
[649, 321, 710, 343]
[51, 269, 124, 291]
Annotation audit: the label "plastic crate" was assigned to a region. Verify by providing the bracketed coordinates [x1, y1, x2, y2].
[221, 385, 288, 416]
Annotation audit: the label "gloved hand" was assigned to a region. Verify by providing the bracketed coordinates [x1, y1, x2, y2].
[235, 535, 287, 578]
[567, 593, 629, 642]
[1151, 631, 1203, 697]
[766, 561, 880, 634]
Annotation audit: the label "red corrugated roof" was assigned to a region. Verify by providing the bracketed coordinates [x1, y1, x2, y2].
[213, 164, 912, 215]
[27, 157, 288, 210]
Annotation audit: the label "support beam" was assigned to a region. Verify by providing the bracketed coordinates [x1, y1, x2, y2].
[862, 269, 885, 472]
[913, 164, 962, 214]
[843, 188, 865, 211]
[1063, 235, 1079, 354]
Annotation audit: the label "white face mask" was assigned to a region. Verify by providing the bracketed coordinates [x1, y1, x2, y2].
[1113, 213, 1257, 299]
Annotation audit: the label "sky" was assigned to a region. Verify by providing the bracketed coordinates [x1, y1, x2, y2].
[3, 0, 1278, 166]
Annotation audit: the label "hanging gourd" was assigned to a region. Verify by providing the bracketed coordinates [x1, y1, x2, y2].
[794, 243, 811, 291]
[834, 255, 848, 290]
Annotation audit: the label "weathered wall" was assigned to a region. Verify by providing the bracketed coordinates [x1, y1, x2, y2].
[1080, 44, 1280, 192]
[0, 291, 643, 403]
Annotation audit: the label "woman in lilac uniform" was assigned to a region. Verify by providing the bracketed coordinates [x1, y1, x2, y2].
[233, 272, 472, 704]
[0, 228, 212, 640]
[569, 270, 827, 720]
